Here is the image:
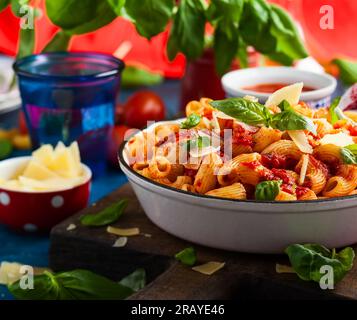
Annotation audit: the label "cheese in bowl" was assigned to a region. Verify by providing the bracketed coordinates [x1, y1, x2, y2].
[0, 142, 87, 192]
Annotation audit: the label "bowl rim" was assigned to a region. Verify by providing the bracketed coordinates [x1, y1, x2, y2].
[221, 66, 337, 101]
[0, 156, 92, 194]
[118, 122, 357, 205]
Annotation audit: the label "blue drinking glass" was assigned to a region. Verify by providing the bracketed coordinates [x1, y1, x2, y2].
[13, 52, 124, 176]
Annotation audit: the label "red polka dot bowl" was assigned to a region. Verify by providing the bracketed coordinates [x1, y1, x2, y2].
[0, 156, 92, 232]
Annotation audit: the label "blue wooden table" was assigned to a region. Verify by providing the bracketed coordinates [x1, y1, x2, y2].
[0, 80, 181, 299]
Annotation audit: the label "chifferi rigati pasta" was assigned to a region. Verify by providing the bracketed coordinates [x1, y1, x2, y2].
[125, 83, 357, 201]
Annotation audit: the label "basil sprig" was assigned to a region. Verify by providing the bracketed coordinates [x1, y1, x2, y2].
[80, 199, 128, 227]
[8, 269, 146, 300]
[180, 113, 202, 129]
[175, 247, 197, 266]
[333, 59, 357, 86]
[183, 136, 211, 152]
[341, 144, 357, 165]
[255, 180, 282, 201]
[210, 98, 317, 134]
[328, 96, 342, 125]
[285, 244, 355, 283]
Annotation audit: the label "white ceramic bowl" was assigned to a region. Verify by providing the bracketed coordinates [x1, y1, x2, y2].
[118, 120, 357, 254]
[221, 67, 337, 109]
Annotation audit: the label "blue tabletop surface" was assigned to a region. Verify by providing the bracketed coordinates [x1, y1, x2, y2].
[0, 80, 181, 299]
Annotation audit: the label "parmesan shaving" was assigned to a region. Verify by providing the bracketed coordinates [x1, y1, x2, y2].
[0, 262, 50, 285]
[265, 82, 303, 108]
[299, 154, 309, 185]
[319, 132, 355, 147]
[276, 263, 295, 274]
[66, 223, 76, 231]
[107, 226, 140, 237]
[113, 237, 128, 247]
[192, 261, 225, 275]
[288, 130, 313, 154]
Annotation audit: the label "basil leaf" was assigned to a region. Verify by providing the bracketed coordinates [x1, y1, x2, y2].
[333, 59, 357, 86]
[285, 244, 355, 283]
[119, 268, 146, 292]
[0, 139, 13, 159]
[269, 4, 308, 62]
[180, 113, 201, 129]
[214, 21, 239, 75]
[328, 96, 342, 125]
[175, 247, 197, 266]
[255, 180, 281, 201]
[17, 27, 35, 59]
[121, 66, 163, 88]
[184, 136, 210, 152]
[45, 0, 116, 35]
[107, 0, 125, 16]
[207, 0, 244, 24]
[80, 199, 128, 227]
[210, 98, 271, 126]
[42, 30, 71, 53]
[9, 269, 136, 300]
[341, 144, 357, 165]
[11, 0, 28, 17]
[271, 110, 317, 135]
[0, 0, 10, 12]
[278, 99, 292, 111]
[237, 36, 248, 68]
[167, 0, 206, 60]
[124, 0, 174, 39]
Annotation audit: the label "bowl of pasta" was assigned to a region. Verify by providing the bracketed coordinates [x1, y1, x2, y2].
[119, 83, 357, 253]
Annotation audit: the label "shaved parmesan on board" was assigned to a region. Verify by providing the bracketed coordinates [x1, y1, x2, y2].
[275, 263, 295, 274]
[107, 226, 140, 237]
[288, 130, 313, 154]
[192, 261, 225, 275]
[265, 82, 303, 108]
[319, 132, 354, 147]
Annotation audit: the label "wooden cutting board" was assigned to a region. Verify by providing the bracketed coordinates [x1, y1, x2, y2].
[50, 183, 357, 300]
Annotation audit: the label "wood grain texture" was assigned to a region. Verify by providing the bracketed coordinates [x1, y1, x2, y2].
[50, 184, 356, 300]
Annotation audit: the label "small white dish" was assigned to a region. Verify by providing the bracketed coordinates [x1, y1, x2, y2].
[221, 66, 337, 109]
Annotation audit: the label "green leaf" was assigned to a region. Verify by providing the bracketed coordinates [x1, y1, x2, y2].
[333, 59, 357, 86]
[125, 0, 174, 39]
[285, 244, 355, 283]
[0, 139, 13, 159]
[207, 0, 244, 25]
[209, 98, 272, 126]
[175, 247, 196, 266]
[341, 144, 357, 165]
[107, 0, 125, 16]
[119, 268, 146, 292]
[271, 109, 317, 135]
[329, 96, 342, 125]
[213, 21, 239, 75]
[255, 180, 281, 201]
[45, 0, 117, 35]
[80, 199, 128, 227]
[196, 136, 210, 149]
[17, 27, 35, 59]
[0, 0, 10, 12]
[167, 0, 206, 61]
[121, 66, 163, 88]
[9, 269, 135, 300]
[278, 99, 292, 111]
[42, 30, 71, 52]
[269, 4, 308, 62]
[237, 36, 248, 68]
[11, 0, 28, 17]
[180, 113, 201, 129]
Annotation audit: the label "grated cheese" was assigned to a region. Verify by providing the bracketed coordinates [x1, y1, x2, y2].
[299, 154, 309, 185]
[276, 263, 295, 274]
[319, 132, 354, 147]
[192, 261, 225, 275]
[107, 226, 140, 237]
[288, 130, 313, 154]
[113, 237, 128, 247]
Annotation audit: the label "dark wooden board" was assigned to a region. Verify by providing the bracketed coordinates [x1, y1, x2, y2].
[50, 184, 357, 300]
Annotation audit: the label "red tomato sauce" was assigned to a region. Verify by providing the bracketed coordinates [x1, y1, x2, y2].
[243, 83, 316, 94]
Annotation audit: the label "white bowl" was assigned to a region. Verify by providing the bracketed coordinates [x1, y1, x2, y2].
[221, 67, 337, 109]
[118, 120, 357, 254]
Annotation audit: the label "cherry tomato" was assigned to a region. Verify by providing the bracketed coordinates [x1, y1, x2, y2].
[18, 111, 28, 134]
[122, 91, 165, 128]
[107, 125, 132, 168]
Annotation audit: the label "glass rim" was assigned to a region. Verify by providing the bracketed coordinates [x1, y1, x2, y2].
[13, 51, 125, 81]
